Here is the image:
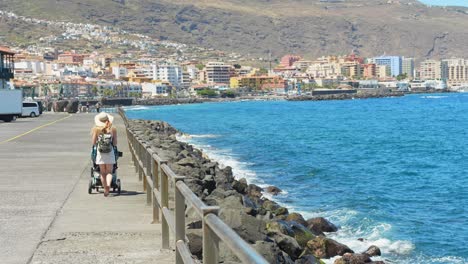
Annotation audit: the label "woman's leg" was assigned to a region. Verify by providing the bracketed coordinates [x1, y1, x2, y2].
[102, 164, 114, 196]
[99, 164, 107, 190]
[105, 164, 113, 190]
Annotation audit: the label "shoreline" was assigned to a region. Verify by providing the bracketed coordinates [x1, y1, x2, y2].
[125, 116, 387, 264]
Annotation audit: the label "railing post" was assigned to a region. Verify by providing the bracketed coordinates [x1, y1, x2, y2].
[137, 139, 143, 181]
[175, 177, 186, 264]
[161, 168, 170, 249]
[145, 146, 152, 205]
[152, 158, 160, 224]
[203, 207, 220, 264]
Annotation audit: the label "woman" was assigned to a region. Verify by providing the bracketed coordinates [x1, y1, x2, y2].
[91, 112, 117, 197]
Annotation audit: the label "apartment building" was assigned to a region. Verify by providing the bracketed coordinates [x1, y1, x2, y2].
[402, 57, 415, 78]
[152, 64, 182, 88]
[418, 59, 448, 80]
[444, 58, 468, 87]
[205, 62, 232, 84]
[369, 56, 402, 77]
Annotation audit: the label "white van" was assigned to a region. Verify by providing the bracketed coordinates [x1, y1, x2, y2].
[22, 102, 41, 117]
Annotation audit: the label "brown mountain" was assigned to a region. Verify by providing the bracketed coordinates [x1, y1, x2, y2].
[1, 0, 467, 59]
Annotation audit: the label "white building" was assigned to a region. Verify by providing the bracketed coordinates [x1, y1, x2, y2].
[205, 62, 231, 84]
[152, 64, 182, 88]
[14, 61, 45, 74]
[142, 82, 171, 97]
[112, 66, 128, 79]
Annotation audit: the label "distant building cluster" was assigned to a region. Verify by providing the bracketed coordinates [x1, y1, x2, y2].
[3, 42, 468, 99]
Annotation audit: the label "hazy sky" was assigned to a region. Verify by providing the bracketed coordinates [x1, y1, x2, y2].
[419, 0, 468, 7]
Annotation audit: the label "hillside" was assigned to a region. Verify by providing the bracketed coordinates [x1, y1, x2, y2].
[1, 0, 467, 59]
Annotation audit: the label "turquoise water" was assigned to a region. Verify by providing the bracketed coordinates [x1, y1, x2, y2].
[125, 94, 468, 264]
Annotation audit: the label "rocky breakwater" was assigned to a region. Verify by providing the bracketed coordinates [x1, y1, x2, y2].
[127, 119, 385, 264]
[287, 92, 404, 102]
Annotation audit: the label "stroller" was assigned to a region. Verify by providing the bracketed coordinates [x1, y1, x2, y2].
[88, 145, 122, 195]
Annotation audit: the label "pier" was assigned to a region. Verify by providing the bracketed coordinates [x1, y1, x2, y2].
[0, 111, 267, 264]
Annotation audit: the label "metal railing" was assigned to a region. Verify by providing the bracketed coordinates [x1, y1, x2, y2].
[117, 107, 269, 264]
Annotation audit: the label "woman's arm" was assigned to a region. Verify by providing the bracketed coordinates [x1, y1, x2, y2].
[91, 128, 98, 145]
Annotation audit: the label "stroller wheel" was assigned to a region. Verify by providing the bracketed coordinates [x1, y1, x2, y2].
[88, 179, 93, 194]
[117, 179, 121, 195]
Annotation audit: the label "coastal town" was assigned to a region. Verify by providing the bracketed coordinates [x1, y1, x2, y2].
[1, 10, 467, 102]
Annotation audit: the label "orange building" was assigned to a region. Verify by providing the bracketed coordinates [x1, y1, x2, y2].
[362, 64, 377, 79]
[58, 52, 85, 64]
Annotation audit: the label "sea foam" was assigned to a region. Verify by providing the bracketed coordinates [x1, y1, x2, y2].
[177, 134, 260, 184]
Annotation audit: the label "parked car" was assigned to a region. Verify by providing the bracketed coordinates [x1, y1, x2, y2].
[22, 102, 41, 117]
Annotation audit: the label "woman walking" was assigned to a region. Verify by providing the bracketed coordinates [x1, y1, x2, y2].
[91, 112, 117, 197]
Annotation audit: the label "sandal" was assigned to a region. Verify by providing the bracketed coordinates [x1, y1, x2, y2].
[104, 186, 110, 197]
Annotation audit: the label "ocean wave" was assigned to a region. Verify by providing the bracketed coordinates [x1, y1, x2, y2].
[422, 95, 447, 99]
[124, 106, 151, 111]
[177, 136, 260, 184]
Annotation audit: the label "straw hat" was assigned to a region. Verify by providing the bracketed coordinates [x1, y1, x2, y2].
[94, 112, 114, 127]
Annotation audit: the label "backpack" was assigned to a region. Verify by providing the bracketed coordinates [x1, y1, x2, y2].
[97, 133, 113, 153]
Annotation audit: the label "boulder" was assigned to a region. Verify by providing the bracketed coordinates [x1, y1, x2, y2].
[54, 100, 68, 112]
[295, 255, 324, 264]
[262, 200, 281, 212]
[289, 222, 316, 247]
[306, 237, 354, 259]
[232, 179, 248, 194]
[66, 100, 79, 113]
[266, 220, 294, 236]
[247, 184, 263, 199]
[266, 185, 283, 195]
[215, 166, 234, 190]
[252, 240, 284, 264]
[187, 232, 203, 260]
[274, 233, 303, 260]
[333, 253, 372, 264]
[307, 217, 338, 234]
[286, 213, 308, 227]
[363, 245, 381, 257]
[274, 207, 289, 216]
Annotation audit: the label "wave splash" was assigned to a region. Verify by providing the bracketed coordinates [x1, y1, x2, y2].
[176, 134, 260, 184]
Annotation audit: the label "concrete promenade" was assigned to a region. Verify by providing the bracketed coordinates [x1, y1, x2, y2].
[0, 112, 173, 264]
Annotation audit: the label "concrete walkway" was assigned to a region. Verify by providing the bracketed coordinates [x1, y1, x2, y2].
[0, 112, 173, 264]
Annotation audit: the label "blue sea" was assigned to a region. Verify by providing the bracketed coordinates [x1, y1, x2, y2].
[125, 94, 468, 264]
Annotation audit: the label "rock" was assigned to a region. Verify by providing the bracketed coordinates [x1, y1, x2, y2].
[66, 100, 79, 113]
[274, 207, 289, 216]
[306, 237, 354, 259]
[187, 232, 203, 259]
[295, 255, 324, 264]
[232, 179, 248, 194]
[274, 233, 303, 260]
[262, 200, 281, 211]
[54, 100, 68, 112]
[266, 220, 294, 236]
[242, 195, 257, 209]
[252, 240, 283, 263]
[363, 245, 381, 257]
[215, 166, 235, 190]
[266, 185, 282, 195]
[289, 222, 316, 247]
[247, 184, 263, 199]
[176, 157, 197, 168]
[286, 213, 308, 227]
[333, 253, 372, 264]
[201, 174, 216, 194]
[307, 217, 338, 234]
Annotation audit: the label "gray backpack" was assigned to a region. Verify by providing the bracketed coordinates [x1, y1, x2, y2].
[97, 133, 113, 153]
